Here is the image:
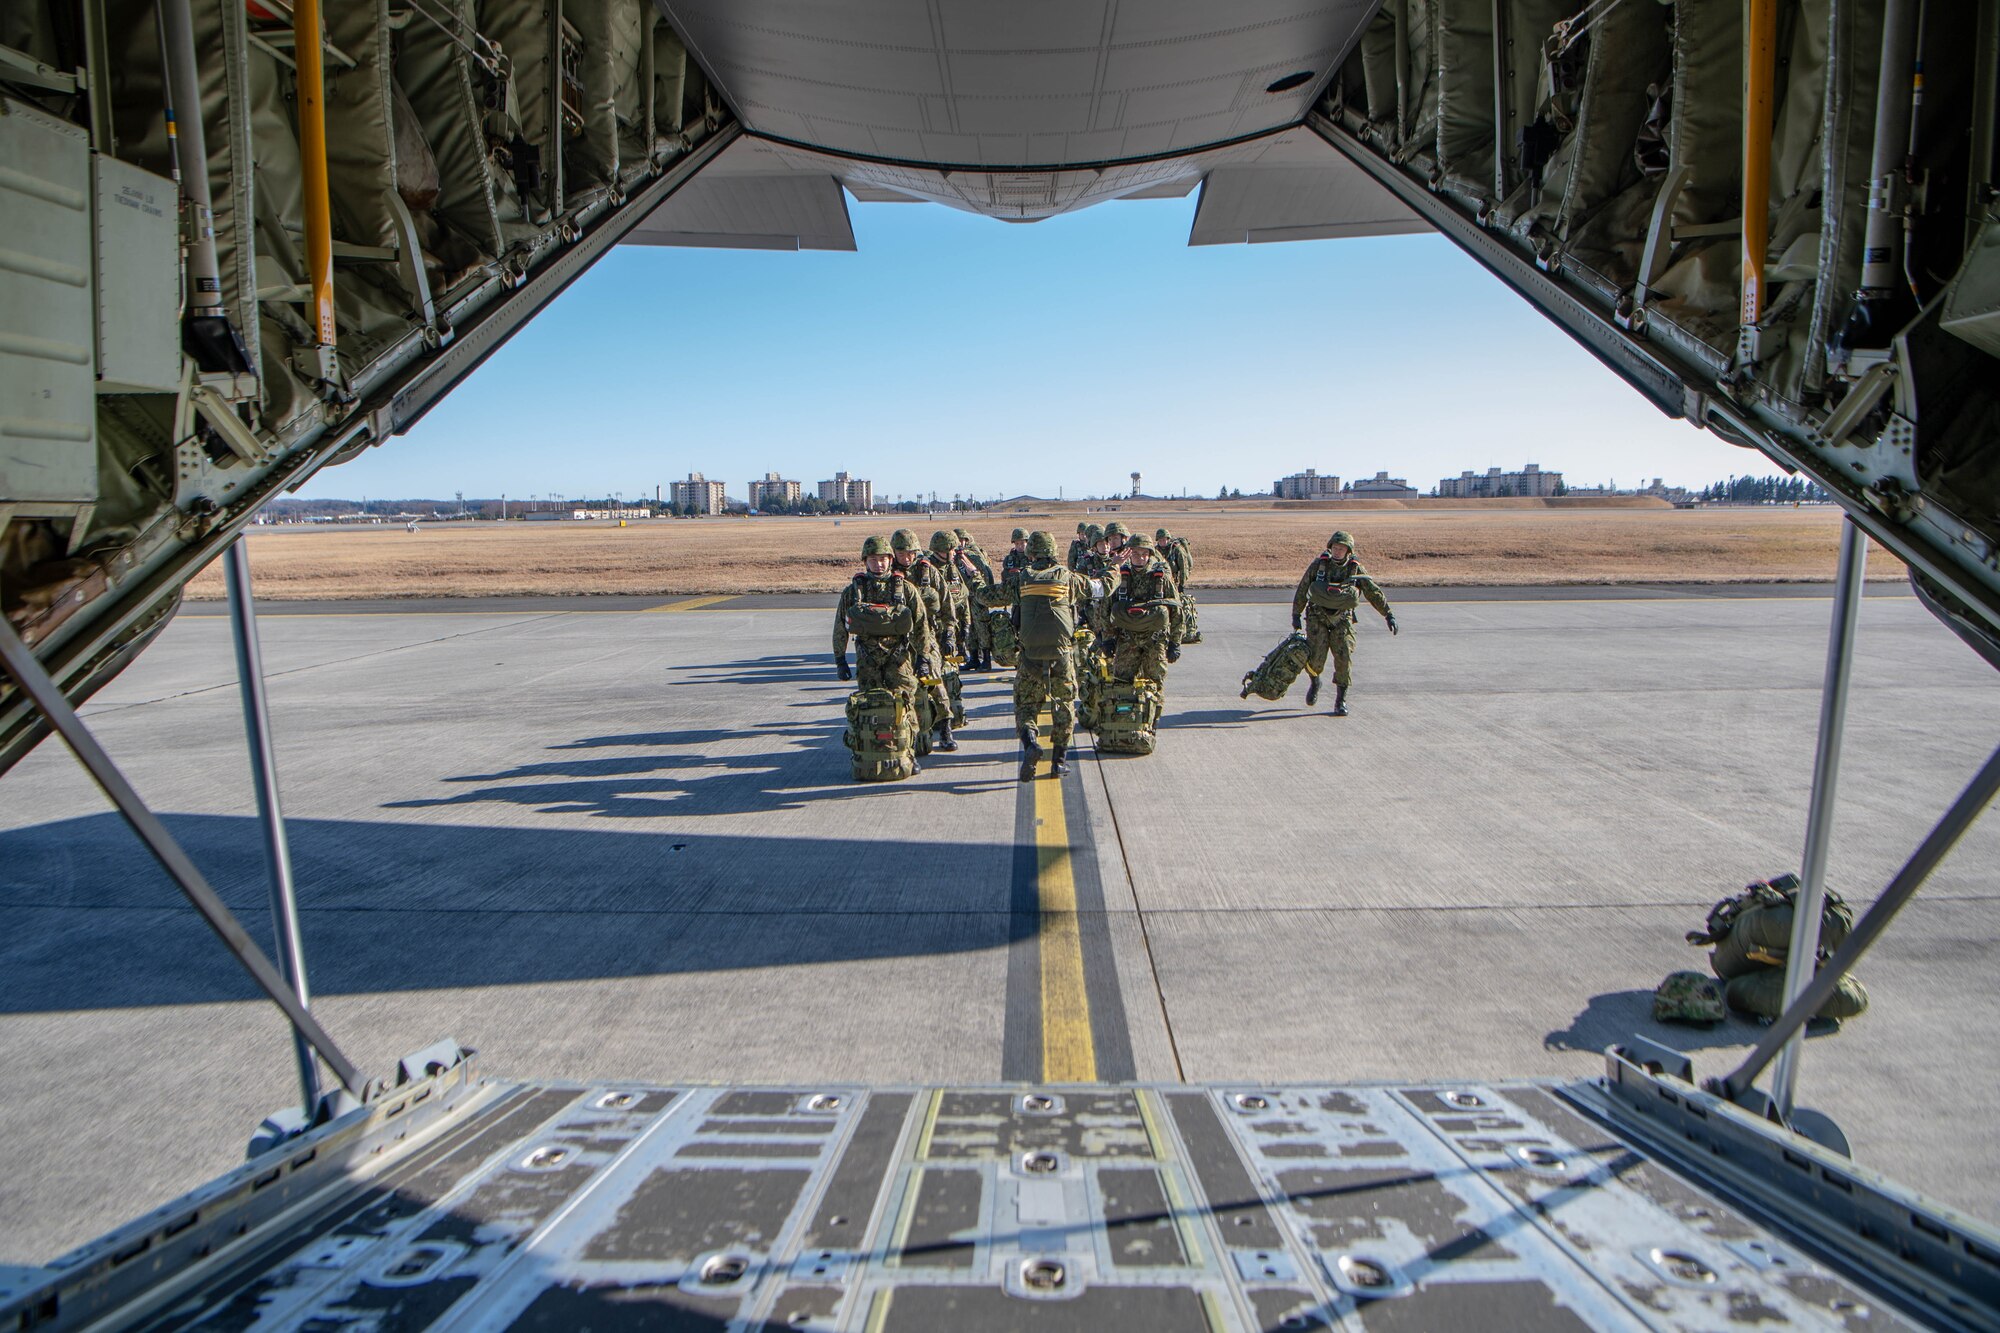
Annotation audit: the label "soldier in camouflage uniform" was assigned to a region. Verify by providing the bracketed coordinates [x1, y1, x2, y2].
[1104, 532, 1182, 685]
[1155, 526, 1199, 644]
[953, 528, 997, 671]
[927, 530, 974, 659]
[891, 527, 957, 750]
[1002, 528, 1030, 579]
[1290, 529, 1397, 716]
[1066, 522, 1091, 572]
[833, 535, 937, 771]
[978, 531, 1092, 781]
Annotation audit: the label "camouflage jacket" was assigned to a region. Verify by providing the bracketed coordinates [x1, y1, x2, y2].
[1106, 561, 1181, 643]
[833, 570, 933, 670]
[977, 559, 1090, 613]
[898, 557, 952, 656]
[924, 551, 970, 607]
[1293, 554, 1391, 622]
[1161, 538, 1192, 588]
[1065, 537, 1089, 571]
[1000, 548, 1029, 585]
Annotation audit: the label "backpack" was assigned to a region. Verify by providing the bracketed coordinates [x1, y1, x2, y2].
[1179, 591, 1201, 644]
[988, 607, 1019, 667]
[1687, 874, 1854, 980]
[1095, 678, 1161, 754]
[1241, 632, 1310, 701]
[1724, 968, 1870, 1021]
[1018, 565, 1077, 657]
[844, 575, 914, 636]
[843, 688, 914, 781]
[1307, 558, 1361, 613]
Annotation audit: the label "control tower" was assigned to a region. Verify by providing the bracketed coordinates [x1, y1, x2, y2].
[1130, 472, 1142, 498]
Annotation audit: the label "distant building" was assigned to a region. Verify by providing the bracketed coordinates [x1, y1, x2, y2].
[1274, 468, 1343, 500]
[522, 510, 575, 522]
[1437, 463, 1564, 498]
[818, 471, 874, 511]
[671, 472, 726, 515]
[1347, 470, 1419, 498]
[748, 472, 802, 510]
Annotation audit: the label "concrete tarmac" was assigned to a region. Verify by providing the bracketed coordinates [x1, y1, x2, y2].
[2, 590, 1996, 1262]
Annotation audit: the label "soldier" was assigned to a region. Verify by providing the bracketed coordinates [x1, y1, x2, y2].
[1066, 522, 1091, 571]
[1002, 528, 1030, 579]
[1104, 532, 1181, 685]
[833, 535, 936, 772]
[1155, 526, 1199, 644]
[892, 527, 957, 750]
[954, 528, 997, 671]
[1290, 529, 1397, 716]
[978, 531, 1092, 781]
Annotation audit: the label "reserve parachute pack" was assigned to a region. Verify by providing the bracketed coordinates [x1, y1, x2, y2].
[1242, 632, 1311, 701]
[1687, 874, 1854, 980]
[1017, 565, 1077, 656]
[1109, 597, 1174, 637]
[1095, 678, 1162, 754]
[988, 607, 1019, 667]
[843, 688, 914, 782]
[844, 577, 914, 637]
[1307, 559, 1362, 613]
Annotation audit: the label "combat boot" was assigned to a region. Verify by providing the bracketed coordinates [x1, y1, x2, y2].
[1049, 741, 1069, 777]
[936, 722, 959, 752]
[1018, 727, 1043, 782]
[1305, 674, 1320, 706]
[1332, 683, 1349, 716]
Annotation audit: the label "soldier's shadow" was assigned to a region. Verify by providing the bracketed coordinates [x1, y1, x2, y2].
[1544, 988, 1814, 1054]
[679, 652, 839, 687]
[385, 718, 1020, 819]
[1164, 707, 1299, 729]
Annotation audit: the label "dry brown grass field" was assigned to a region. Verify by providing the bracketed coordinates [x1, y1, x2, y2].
[185, 506, 1898, 599]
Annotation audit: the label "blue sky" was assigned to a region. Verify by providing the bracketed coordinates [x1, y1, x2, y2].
[303, 194, 1764, 502]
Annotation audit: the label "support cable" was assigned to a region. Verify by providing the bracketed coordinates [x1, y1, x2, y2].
[0, 618, 367, 1098]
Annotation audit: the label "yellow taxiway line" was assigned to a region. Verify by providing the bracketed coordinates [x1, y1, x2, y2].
[1033, 712, 1096, 1083]
[643, 595, 738, 612]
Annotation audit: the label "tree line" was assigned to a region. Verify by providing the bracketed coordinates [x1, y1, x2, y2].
[1696, 476, 1830, 504]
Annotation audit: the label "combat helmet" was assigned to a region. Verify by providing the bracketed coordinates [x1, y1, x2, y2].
[1155, 527, 1172, 541]
[1076, 521, 1089, 534]
[929, 530, 955, 555]
[953, 527, 970, 543]
[1104, 521, 1129, 541]
[1010, 527, 1028, 542]
[861, 534, 891, 558]
[1085, 523, 1104, 542]
[1124, 531, 1154, 554]
[1328, 529, 1356, 550]
[890, 528, 920, 552]
[1027, 530, 1058, 559]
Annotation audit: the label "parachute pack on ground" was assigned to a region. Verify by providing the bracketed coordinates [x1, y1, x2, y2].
[1242, 632, 1310, 701]
[844, 689, 914, 782]
[1686, 874, 1868, 1023]
[988, 608, 1018, 667]
[1095, 678, 1162, 754]
[1180, 592, 1201, 644]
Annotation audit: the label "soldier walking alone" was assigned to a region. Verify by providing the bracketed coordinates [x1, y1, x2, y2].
[1290, 529, 1397, 715]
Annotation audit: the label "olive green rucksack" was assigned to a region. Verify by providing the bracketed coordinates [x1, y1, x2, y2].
[1179, 591, 1201, 644]
[1095, 679, 1161, 754]
[1017, 565, 1077, 657]
[1242, 632, 1310, 701]
[843, 688, 914, 782]
[1688, 874, 1854, 979]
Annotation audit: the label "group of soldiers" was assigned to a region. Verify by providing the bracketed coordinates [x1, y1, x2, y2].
[833, 521, 1198, 780]
[832, 520, 1400, 781]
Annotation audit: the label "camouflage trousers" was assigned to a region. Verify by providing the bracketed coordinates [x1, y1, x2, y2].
[1304, 608, 1358, 687]
[1111, 634, 1171, 686]
[967, 596, 993, 658]
[1013, 651, 1077, 746]
[855, 640, 921, 731]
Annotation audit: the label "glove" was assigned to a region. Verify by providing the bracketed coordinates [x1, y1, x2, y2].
[1166, 643, 1182, 664]
[835, 655, 852, 681]
[1290, 613, 1302, 631]
[1386, 614, 1399, 636]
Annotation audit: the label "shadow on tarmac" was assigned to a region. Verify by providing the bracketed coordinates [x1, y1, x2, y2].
[1543, 988, 1838, 1054]
[0, 811, 1030, 1012]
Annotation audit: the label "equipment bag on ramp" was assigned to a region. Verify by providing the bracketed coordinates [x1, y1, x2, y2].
[989, 608, 1019, 667]
[1241, 631, 1310, 701]
[1095, 678, 1162, 755]
[843, 688, 915, 782]
[1179, 592, 1201, 644]
[1688, 874, 1854, 979]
